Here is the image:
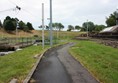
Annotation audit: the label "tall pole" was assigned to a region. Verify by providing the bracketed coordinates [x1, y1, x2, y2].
[87, 19, 88, 37]
[16, 20, 18, 35]
[49, 0, 53, 47]
[42, 3, 45, 49]
[15, 19, 18, 43]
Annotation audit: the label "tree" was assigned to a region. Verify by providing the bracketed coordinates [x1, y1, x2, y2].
[52, 23, 64, 31]
[52, 23, 55, 28]
[27, 22, 34, 30]
[82, 21, 95, 32]
[0, 20, 3, 28]
[106, 13, 116, 27]
[5, 16, 11, 20]
[75, 25, 81, 30]
[19, 21, 29, 32]
[67, 25, 74, 31]
[4, 20, 16, 31]
[94, 25, 106, 32]
[46, 25, 49, 30]
[3, 16, 16, 31]
[23, 25, 29, 32]
[19, 21, 26, 30]
[58, 23, 64, 31]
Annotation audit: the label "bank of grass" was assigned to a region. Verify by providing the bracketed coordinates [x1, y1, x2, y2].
[0, 30, 83, 38]
[70, 40, 118, 83]
[0, 45, 49, 83]
[0, 38, 69, 83]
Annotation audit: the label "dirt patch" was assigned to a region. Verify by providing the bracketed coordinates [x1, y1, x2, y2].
[75, 37, 118, 48]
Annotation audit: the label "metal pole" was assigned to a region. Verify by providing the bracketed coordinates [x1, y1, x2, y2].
[16, 21, 18, 35]
[87, 20, 88, 37]
[49, 0, 53, 47]
[42, 3, 45, 49]
[15, 19, 18, 43]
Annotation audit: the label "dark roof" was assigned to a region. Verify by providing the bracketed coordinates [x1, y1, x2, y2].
[100, 25, 118, 33]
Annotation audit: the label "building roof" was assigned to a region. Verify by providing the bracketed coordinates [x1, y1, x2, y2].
[100, 25, 118, 33]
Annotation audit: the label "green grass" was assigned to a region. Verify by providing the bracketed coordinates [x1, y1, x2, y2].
[0, 45, 49, 83]
[0, 30, 83, 83]
[70, 40, 118, 83]
[0, 38, 68, 83]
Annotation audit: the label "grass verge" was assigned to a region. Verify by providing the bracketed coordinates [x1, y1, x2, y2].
[0, 45, 49, 83]
[70, 40, 118, 83]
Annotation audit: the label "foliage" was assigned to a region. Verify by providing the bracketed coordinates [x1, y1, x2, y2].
[33, 35, 39, 37]
[3, 16, 16, 31]
[94, 25, 106, 32]
[58, 23, 64, 31]
[2, 16, 34, 32]
[82, 21, 95, 32]
[27, 22, 34, 30]
[19, 21, 29, 32]
[70, 40, 118, 83]
[67, 25, 74, 31]
[46, 25, 49, 30]
[23, 25, 29, 32]
[0, 45, 49, 83]
[75, 25, 81, 30]
[106, 11, 118, 27]
[0, 20, 3, 27]
[52, 23, 64, 31]
[19, 21, 25, 30]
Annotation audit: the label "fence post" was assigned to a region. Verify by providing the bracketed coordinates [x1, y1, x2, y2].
[22, 37, 23, 47]
[27, 37, 28, 46]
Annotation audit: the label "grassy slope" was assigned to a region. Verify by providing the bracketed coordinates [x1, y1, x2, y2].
[0, 29, 82, 38]
[70, 40, 118, 83]
[0, 30, 40, 38]
[0, 45, 49, 83]
[0, 30, 83, 82]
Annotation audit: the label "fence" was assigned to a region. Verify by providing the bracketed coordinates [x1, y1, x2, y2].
[0, 37, 38, 51]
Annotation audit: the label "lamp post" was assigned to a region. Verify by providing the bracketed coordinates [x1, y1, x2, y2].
[42, 3, 45, 49]
[49, 0, 53, 47]
[16, 21, 18, 35]
[87, 19, 89, 37]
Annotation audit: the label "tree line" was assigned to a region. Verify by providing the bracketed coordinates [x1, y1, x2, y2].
[67, 11, 118, 32]
[39, 22, 64, 31]
[67, 22, 106, 32]
[0, 16, 34, 32]
[1, 10, 116, 33]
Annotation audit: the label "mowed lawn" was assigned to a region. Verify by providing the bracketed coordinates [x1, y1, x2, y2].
[70, 40, 118, 83]
[0, 45, 49, 83]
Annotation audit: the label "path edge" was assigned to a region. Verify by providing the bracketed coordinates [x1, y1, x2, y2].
[69, 43, 100, 83]
[23, 48, 50, 83]
[23, 43, 69, 83]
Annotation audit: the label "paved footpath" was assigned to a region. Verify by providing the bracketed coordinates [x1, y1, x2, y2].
[31, 43, 99, 83]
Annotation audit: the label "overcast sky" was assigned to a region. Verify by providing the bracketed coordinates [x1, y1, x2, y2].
[0, 0, 118, 30]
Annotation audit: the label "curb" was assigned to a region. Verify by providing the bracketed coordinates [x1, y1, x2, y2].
[23, 48, 50, 83]
[10, 43, 68, 83]
[23, 43, 68, 83]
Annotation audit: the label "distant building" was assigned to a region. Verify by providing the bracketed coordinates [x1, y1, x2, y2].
[90, 25, 118, 39]
[99, 25, 118, 39]
[71, 29, 81, 32]
[100, 25, 118, 33]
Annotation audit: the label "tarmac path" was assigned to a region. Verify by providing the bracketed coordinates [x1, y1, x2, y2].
[31, 43, 99, 83]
